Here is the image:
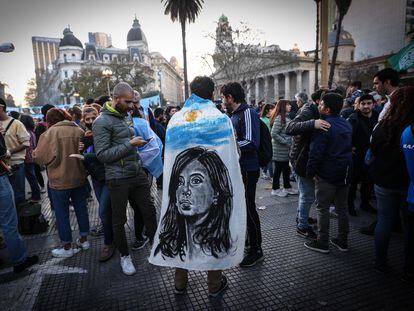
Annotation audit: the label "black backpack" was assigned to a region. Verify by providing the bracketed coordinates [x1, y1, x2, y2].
[258, 119, 273, 167]
[17, 201, 49, 235]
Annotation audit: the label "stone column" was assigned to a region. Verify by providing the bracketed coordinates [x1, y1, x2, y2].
[264, 76, 269, 103]
[255, 79, 260, 105]
[308, 70, 316, 94]
[284, 72, 290, 100]
[273, 74, 279, 102]
[296, 70, 303, 94]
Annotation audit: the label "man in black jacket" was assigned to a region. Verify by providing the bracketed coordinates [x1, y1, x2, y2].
[286, 89, 330, 239]
[0, 130, 38, 273]
[93, 82, 157, 276]
[347, 94, 378, 216]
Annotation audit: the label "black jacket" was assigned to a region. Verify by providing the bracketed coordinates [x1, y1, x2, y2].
[93, 104, 143, 181]
[307, 115, 353, 186]
[369, 122, 409, 190]
[0, 133, 7, 176]
[285, 102, 319, 177]
[347, 110, 378, 173]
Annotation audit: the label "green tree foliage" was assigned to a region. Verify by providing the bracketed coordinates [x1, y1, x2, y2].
[24, 78, 38, 106]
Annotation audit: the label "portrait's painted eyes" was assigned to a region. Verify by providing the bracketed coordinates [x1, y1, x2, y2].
[190, 174, 204, 185]
[178, 176, 184, 186]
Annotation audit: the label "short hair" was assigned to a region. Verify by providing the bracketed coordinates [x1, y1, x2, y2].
[20, 114, 35, 131]
[154, 107, 164, 118]
[350, 81, 362, 89]
[374, 68, 399, 86]
[359, 94, 374, 103]
[311, 89, 324, 103]
[113, 82, 133, 97]
[220, 82, 245, 103]
[190, 76, 215, 100]
[0, 98, 6, 112]
[82, 106, 99, 116]
[41, 104, 55, 116]
[295, 92, 308, 103]
[46, 108, 72, 127]
[321, 93, 343, 115]
[94, 95, 110, 105]
[68, 106, 82, 120]
[85, 98, 94, 105]
[9, 111, 20, 119]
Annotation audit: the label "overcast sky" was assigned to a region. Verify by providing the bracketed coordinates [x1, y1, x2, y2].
[0, 0, 316, 105]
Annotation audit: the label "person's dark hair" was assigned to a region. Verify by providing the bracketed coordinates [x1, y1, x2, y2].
[0, 98, 7, 112]
[154, 147, 234, 260]
[311, 89, 324, 103]
[382, 86, 414, 147]
[94, 95, 111, 106]
[154, 107, 164, 119]
[82, 106, 99, 117]
[350, 81, 362, 89]
[165, 106, 175, 117]
[9, 111, 20, 119]
[359, 94, 374, 103]
[260, 103, 275, 118]
[362, 88, 372, 94]
[220, 82, 245, 103]
[269, 100, 290, 126]
[41, 104, 55, 120]
[19, 114, 35, 131]
[374, 68, 399, 86]
[46, 108, 72, 127]
[321, 93, 343, 115]
[190, 76, 215, 100]
[85, 98, 94, 105]
[68, 106, 82, 120]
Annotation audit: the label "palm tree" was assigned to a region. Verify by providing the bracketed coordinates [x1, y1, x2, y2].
[161, 0, 204, 99]
[314, 0, 321, 92]
[328, 0, 352, 89]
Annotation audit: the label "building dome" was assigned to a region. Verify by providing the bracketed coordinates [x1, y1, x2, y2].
[328, 25, 355, 48]
[127, 17, 147, 43]
[59, 27, 83, 48]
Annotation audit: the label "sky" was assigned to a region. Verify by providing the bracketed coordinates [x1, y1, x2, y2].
[0, 0, 316, 105]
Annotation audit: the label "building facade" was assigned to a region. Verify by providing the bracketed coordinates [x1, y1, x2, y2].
[32, 36, 60, 78]
[32, 17, 183, 106]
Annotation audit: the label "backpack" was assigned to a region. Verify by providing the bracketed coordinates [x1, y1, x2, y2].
[17, 201, 49, 234]
[258, 119, 273, 167]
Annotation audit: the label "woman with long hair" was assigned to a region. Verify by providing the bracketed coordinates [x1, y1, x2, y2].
[370, 86, 414, 279]
[260, 103, 275, 180]
[269, 100, 298, 197]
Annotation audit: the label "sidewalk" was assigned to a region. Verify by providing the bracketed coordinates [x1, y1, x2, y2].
[0, 177, 412, 311]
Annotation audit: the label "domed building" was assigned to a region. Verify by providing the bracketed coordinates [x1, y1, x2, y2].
[328, 24, 355, 62]
[43, 17, 183, 106]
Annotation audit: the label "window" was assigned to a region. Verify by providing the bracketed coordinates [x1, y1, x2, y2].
[63, 54, 67, 62]
[64, 71, 68, 78]
[89, 55, 95, 60]
[72, 53, 75, 57]
[351, 51, 354, 61]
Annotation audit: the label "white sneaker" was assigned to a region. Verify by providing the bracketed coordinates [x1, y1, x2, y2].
[285, 188, 299, 195]
[76, 238, 90, 250]
[120, 255, 136, 275]
[271, 189, 288, 197]
[40, 187, 46, 194]
[51, 246, 81, 258]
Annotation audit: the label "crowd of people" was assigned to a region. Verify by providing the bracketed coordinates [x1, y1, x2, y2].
[0, 67, 413, 297]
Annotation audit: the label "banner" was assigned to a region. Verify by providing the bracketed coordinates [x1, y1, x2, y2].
[388, 40, 414, 71]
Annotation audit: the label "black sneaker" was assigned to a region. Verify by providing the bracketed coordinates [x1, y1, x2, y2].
[174, 286, 186, 295]
[14, 255, 39, 273]
[132, 237, 149, 250]
[208, 275, 228, 298]
[330, 238, 348, 252]
[239, 250, 264, 268]
[304, 240, 329, 254]
[296, 227, 317, 240]
[360, 221, 377, 236]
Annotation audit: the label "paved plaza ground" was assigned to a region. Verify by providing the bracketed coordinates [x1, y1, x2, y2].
[0, 177, 413, 311]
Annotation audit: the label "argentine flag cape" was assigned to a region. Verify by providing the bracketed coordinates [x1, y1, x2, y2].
[149, 94, 246, 271]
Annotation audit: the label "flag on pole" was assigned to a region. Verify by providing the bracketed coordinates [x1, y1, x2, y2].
[388, 40, 414, 71]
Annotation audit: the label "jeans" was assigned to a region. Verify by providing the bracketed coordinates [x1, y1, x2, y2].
[296, 175, 315, 230]
[8, 163, 26, 206]
[34, 163, 45, 188]
[348, 167, 373, 209]
[263, 161, 274, 178]
[400, 208, 414, 274]
[272, 161, 291, 190]
[50, 185, 90, 244]
[374, 185, 407, 267]
[0, 174, 27, 265]
[107, 171, 157, 256]
[315, 178, 349, 246]
[242, 170, 262, 252]
[25, 163, 41, 200]
[92, 179, 113, 245]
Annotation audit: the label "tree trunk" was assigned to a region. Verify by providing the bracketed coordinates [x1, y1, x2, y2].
[314, 0, 320, 91]
[328, 15, 343, 89]
[181, 20, 189, 100]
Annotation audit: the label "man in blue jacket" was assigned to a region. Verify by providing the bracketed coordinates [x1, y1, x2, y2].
[305, 93, 353, 253]
[221, 82, 263, 267]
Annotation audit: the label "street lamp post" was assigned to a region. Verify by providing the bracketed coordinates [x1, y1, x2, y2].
[102, 69, 113, 97]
